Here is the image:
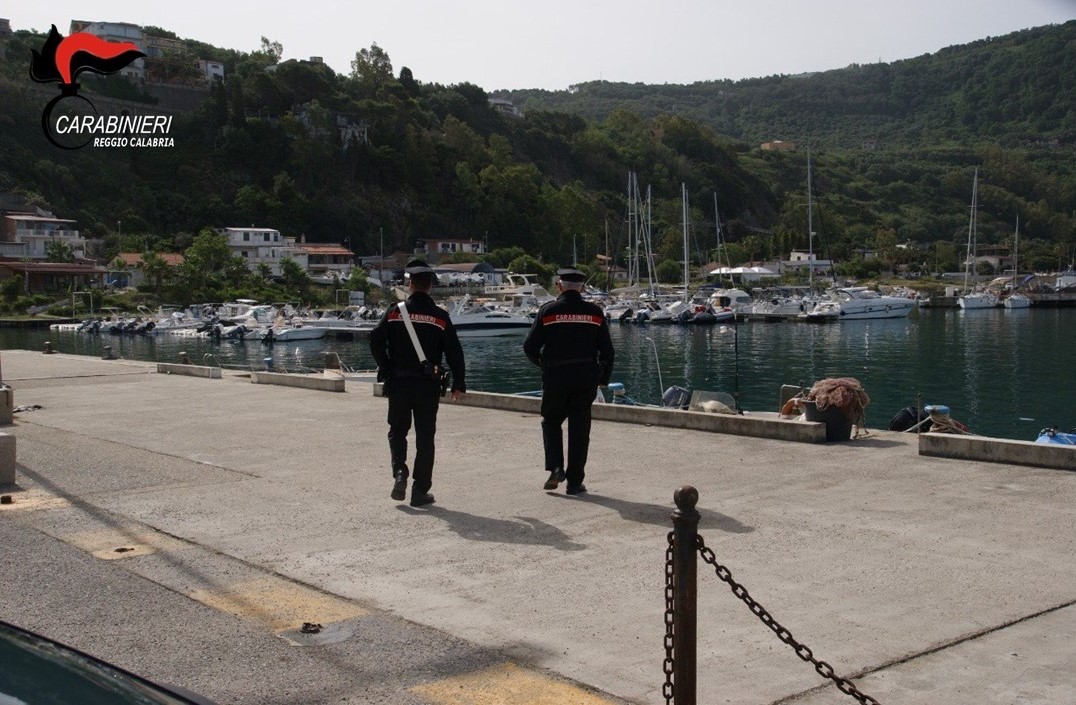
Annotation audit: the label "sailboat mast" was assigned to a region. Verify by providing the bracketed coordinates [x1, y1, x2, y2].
[964, 168, 978, 294]
[630, 172, 639, 287]
[645, 184, 656, 295]
[682, 183, 690, 302]
[807, 149, 814, 294]
[1012, 213, 1019, 290]
[714, 192, 730, 286]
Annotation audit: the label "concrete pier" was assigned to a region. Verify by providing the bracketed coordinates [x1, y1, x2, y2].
[0, 349, 1073, 705]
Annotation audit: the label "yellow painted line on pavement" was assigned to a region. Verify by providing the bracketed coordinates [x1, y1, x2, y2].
[0, 488, 70, 512]
[60, 526, 190, 559]
[187, 577, 367, 633]
[411, 662, 618, 704]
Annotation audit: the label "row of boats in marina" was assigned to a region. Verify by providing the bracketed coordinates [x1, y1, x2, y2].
[52, 264, 1065, 345]
[55, 300, 381, 342]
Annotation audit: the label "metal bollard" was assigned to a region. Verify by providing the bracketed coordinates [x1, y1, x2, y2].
[324, 351, 341, 370]
[43, 341, 56, 354]
[101, 345, 116, 360]
[263, 357, 274, 371]
[671, 486, 700, 705]
[178, 351, 191, 365]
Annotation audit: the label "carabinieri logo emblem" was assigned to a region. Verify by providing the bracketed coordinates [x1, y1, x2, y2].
[29, 25, 168, 150]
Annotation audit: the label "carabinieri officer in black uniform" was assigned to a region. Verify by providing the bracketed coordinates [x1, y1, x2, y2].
[370, 259, 466, 507]
[523, 267, 614, 495]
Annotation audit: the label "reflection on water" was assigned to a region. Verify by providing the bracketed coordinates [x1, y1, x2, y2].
[2, 307, 1071, 441]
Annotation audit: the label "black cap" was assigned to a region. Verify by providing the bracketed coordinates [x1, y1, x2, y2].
[404, 259, 437, 283]
[404, 259, 434, 275]
[556, 267, 586, 283]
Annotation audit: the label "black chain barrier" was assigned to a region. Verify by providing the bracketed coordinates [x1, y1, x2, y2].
[663, 535, 676, 703]
[693, 533, 881, 704]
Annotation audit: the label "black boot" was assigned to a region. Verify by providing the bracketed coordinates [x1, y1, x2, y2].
[391, 468, 409, 501]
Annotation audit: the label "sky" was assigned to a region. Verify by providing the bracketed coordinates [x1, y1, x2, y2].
[7, 0, 1075, 91]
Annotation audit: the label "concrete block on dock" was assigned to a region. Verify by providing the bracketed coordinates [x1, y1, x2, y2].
[251, 371, 345, 392]
[0, 432, 15, 485]
[156, 363, 222, 379]
[919, 432, 1076, 471]
[440, 391, 827, 443]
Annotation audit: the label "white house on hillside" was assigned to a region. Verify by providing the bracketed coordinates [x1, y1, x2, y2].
[70, 21, 145, 81]
[419, 237, 485, 263]
[785, 250, 832, 277]
[217, 227, 308, 276]
[303, 242, 354, 281]
[0, 211, 87, 261]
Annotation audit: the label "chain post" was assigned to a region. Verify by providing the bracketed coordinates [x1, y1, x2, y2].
[672, 485, 700, 705]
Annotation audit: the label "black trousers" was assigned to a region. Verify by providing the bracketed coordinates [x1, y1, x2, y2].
[386, 378, 440, 495]
[540, 384, 596, 486]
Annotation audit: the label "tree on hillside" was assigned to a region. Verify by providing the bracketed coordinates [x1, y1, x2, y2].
[259, 37, 284, 64]
[351, 43, 394, 93]
[280, 257, 309, 298]
[506, 255, 553, 284]
[656, 259, 681, 284]
[185, 229, 232, 272]
[45, 240, 75, 263]
[140, 251, 172, 296]
[481, 247, 526, 269]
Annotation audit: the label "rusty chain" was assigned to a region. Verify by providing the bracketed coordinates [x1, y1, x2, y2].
[663, 531, 675, 704]
[696, 534, 881, 705]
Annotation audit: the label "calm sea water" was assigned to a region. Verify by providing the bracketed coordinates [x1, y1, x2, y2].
[2, 308, 1071, 441]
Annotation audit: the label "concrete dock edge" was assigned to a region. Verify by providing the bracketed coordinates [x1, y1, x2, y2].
[919, 432, 1076, 471]
[156, 363, 222, 379]
[251, 370, 345, 392]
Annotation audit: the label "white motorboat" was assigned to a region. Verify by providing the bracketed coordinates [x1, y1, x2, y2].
[261, 319, 327, 342]
[802, 287, 915, 321]
[706, 288, 752, 314]
[448, 297, 532, 337]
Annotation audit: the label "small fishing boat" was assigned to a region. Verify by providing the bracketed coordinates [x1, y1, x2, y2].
[1035, 427, 1076, 445]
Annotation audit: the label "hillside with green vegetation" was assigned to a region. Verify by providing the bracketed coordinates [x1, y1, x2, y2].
[0, 20, 1073, 308]
[501, 22, 1076, 149]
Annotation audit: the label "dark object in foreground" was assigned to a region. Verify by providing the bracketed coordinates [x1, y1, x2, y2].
[0, 619, 218, 704]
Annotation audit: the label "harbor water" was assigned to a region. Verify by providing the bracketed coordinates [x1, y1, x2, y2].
[2, 307, 1071, 441]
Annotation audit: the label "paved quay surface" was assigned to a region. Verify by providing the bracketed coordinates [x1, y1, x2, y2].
[1, 348, 1074, 705]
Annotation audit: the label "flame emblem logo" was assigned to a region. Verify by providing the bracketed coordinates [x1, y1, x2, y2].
[30, 25, 146, 149]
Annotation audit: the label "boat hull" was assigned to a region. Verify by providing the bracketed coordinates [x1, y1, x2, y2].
[958, 295, 998, 309]
[452, 322, 531, 337]
[837, 303, 915, 320]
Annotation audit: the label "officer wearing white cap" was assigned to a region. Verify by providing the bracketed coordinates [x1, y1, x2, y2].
[523, 266, 614, 495]
[370, 259, 466, 507]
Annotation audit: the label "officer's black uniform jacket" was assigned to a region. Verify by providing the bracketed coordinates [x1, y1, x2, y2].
[523, 289, 614, 388]
[369, 291, 466, 392]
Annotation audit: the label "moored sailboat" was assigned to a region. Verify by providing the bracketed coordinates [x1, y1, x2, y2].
[1003, 214, 1031, 309]
[958, 169, 999, 310]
